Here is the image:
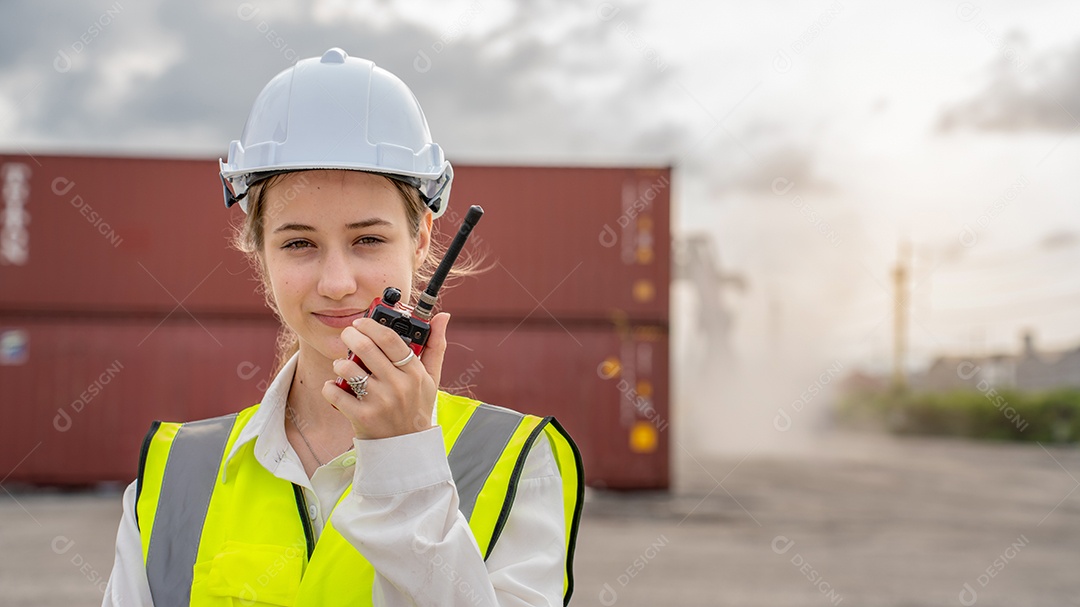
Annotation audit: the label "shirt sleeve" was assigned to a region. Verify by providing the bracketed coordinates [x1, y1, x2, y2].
[330, 426, 566, 607]
[101, 479, 154, 607]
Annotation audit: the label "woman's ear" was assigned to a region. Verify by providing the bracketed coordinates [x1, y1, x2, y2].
[415, 210, 433, 270]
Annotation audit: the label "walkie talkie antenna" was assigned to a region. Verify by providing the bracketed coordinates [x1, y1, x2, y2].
[413, 205, 484, 321]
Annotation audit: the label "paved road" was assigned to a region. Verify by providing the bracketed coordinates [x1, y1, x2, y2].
[3, 431, 1079, 606]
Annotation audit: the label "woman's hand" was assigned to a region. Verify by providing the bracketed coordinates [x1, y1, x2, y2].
[321, 312, 451, 440]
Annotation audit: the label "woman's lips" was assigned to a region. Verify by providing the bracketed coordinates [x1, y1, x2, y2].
[312, 311, 366, 328]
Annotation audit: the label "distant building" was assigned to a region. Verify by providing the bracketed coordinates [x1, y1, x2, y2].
[913, 332, 1080, 392]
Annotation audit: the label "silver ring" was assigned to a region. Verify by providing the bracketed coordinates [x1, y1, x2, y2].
[392, 351, 417, 367]
[346, 374, 369, 398]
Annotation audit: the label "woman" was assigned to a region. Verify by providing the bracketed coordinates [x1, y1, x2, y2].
[102, 48, 583, 607]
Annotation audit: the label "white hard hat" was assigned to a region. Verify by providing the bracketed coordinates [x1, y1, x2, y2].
[220, 48, 452, 218]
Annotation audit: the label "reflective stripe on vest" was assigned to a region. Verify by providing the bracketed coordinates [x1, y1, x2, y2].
[145, 413, 239, 607]
[448, 404, 523, 520]
[136, 392, 582, 606]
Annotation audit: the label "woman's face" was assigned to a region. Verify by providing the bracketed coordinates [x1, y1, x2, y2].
[261, 170, 431, 362]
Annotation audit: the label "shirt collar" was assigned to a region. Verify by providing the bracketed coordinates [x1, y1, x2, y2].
[219, 350, 441, 483]
[220, 351, 298, 483]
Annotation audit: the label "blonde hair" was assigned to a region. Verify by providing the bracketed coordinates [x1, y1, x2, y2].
[231, 170, 485, 374]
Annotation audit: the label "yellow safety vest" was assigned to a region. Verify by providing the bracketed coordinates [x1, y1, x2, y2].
[135, 391, 583, 606]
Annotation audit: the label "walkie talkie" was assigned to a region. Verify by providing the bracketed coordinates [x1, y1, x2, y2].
[335, 205, 484, 395]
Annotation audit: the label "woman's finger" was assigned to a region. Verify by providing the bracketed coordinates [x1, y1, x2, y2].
[347, 318, 417, 374]
[339, 323, 395, 378]
[332, 357, 369, 384]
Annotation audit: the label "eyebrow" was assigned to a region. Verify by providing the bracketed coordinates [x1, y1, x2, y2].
[272, 218, 393, 233]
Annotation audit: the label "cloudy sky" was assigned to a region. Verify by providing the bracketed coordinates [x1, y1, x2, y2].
[3, 0, 1079, 375]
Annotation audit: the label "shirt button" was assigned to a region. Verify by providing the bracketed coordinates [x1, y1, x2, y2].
[342, 455, 356, 467]
[308, 504, 318, 520]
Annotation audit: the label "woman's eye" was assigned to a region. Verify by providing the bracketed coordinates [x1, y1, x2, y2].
[281, 237, 382, 249]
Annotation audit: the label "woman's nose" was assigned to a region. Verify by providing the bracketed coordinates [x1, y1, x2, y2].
[317, 248, 357, 300]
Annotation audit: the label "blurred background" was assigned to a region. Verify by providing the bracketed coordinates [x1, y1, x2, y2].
[2, 1, 1080, 605]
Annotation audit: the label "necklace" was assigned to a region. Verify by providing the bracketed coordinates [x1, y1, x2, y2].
[288, 407, 324, 466]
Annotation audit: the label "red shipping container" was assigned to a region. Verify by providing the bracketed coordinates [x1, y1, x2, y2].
[438, 165, 670, 324]
[0, 155, 669, 323]
[0, 154, 262, 315]
[0, 315, 278, 485]
[438, 321, 670, 490]
[0, 317, 668, 489]
[0, 154, 670, 489]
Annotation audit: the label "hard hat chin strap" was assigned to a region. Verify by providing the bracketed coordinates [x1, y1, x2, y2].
[388, 174, 444, 215]
[221, 173, 243, 209]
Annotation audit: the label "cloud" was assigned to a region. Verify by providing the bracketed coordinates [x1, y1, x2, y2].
[938, 37, 1080, 133]
[736, 144, 833, 195]
[699, 141, 834, 197]
[0, 0, 684, 165]
[1041, 230, 1079, 250]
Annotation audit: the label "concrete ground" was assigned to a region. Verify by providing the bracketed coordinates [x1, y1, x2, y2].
[3, 431, 1079, 606]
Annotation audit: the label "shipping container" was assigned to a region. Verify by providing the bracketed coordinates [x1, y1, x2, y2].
[0, 317, 668, 489]
[0, 155, 263, 315]
[437, 320, 670, 490]
[0, 315, 279, 485]
[0, 155, 669, 323]
[0, 153, 670, 489]
[438, 165, 670, 324]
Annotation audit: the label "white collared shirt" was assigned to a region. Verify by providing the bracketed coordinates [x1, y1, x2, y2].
[102, 353, 566, 606]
